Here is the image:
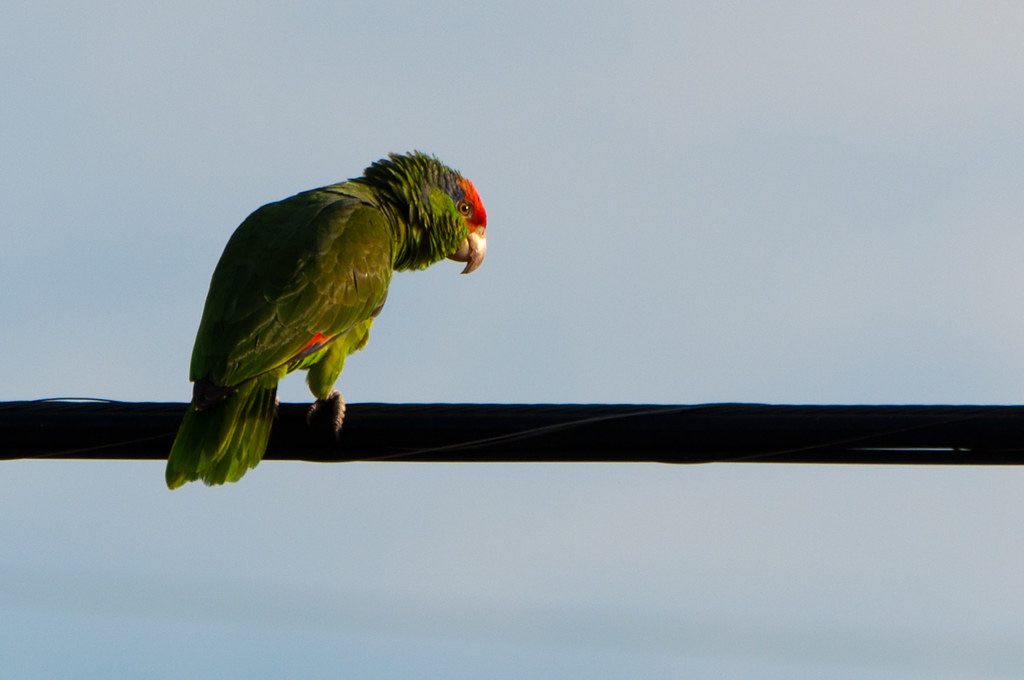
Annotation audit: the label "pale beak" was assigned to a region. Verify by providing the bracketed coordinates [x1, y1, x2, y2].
[448, 230, 487, 274]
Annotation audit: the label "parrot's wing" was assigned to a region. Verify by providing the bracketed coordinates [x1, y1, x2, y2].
[190, 189, 393, 388]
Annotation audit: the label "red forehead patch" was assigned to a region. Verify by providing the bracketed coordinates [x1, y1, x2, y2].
[458, 178, 487, 229]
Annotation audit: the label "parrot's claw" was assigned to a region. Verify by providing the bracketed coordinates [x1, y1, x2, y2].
[307, 390, 346, 439]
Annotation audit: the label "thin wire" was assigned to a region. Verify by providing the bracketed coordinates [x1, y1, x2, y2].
[714, 412, 989, 463]
[348, 404, 708, 462]
[8, 397, 172, 460]
[22, 433, 176, 460]
[29, 397, 126, 403]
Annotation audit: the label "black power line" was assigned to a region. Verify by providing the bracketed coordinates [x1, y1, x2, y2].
[3, 400, 1024, 465]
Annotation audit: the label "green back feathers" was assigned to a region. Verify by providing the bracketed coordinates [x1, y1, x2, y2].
[189, 196, 392, 388]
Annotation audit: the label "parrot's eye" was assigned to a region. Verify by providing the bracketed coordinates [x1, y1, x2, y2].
[457, 201, 472, 217]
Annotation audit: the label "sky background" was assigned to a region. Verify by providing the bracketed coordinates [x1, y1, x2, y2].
[3, 1, 1024, 678]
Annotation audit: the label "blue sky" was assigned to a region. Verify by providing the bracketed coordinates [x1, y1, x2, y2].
[3, 2, 1024, 678]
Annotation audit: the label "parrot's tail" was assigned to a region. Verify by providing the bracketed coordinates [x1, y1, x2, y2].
[165, 379, 278, 489]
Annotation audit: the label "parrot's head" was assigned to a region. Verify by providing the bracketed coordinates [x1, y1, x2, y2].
[359, 152, 488, 273]
[446, 176, 487, 274]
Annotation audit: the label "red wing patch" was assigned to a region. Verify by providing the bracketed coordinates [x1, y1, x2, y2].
[299, 332, 329, 354]
[286, 332, 336, 369]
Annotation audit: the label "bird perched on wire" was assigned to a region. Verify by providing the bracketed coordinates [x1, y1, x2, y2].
[166, 152, 487, 488]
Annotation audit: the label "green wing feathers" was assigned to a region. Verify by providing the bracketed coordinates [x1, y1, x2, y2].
[166, 377, 279, 488]
[190, 194, 392, 388]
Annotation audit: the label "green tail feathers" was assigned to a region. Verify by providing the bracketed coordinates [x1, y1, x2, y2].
[166, 380, 277, 489]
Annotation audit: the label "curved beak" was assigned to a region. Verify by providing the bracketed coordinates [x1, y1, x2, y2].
[448, 229, 487, 274]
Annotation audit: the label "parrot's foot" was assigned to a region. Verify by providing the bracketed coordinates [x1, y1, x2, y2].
[307, 390, 345, 439]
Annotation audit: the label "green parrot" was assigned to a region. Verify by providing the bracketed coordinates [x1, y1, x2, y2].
[166, 152, 487, 488]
